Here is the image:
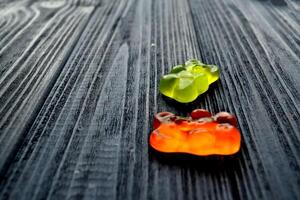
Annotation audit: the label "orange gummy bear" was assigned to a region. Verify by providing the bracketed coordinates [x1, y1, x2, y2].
[150, 109, 241, 156]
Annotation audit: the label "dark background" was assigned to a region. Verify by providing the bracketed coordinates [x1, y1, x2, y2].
[0, 0, 299, 199]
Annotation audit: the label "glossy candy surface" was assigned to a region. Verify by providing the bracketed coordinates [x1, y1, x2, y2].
[150, 109, 241, 156]
[159, 59, 220, 103]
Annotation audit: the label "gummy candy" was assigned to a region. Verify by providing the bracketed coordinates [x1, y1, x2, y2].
[150, 109, 241, 156]
[159, 59, 220, 103]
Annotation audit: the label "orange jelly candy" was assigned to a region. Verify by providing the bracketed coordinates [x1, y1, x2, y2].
[150, 109, 241, 156]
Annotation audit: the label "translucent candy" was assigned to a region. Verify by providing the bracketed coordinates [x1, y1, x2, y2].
[150, 109, 241, 156]
[159, 59, 220, 103]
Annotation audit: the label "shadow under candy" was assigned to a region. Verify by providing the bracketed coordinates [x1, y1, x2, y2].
[160, 80, 222, 115]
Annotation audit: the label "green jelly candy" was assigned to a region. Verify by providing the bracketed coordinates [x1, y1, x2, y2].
[159, 59, 220, 103]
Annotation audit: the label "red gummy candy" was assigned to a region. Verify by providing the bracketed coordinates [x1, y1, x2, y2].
[150, 110, 241, 156]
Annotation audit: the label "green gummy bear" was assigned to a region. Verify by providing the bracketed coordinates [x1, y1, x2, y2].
[159, 59, 220, 103]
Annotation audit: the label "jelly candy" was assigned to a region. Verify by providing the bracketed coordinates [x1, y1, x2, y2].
[150, 109, 240, 156]
[150, 109, 241, 156]
[159, 59, 220, 103]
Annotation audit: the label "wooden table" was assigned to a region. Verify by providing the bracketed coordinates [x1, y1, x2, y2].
[0, 0, 299, 199]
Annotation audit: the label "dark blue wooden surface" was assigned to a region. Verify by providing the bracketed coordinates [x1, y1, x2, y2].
[0, 0, 299, 199]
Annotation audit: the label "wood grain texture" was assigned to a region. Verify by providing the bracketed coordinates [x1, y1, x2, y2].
[0, 0, 299, 199]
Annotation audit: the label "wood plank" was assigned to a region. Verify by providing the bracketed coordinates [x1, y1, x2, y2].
[0, 0, 299, 199]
